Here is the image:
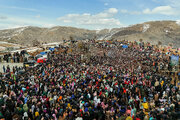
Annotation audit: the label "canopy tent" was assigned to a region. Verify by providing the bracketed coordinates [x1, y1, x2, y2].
[49, 48, 55, 51]
[40, 52, 47, 55]
[122, 45, 128, 48]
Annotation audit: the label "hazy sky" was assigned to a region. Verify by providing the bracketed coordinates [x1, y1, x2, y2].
[0, 0, 180, 30]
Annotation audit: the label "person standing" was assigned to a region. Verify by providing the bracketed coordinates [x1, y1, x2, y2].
[3, 65, 6, 73]
[13, 55, 15, 63]
[17, 56, 20, 63]
[0, 56, 2, 63]
[174, 78, 176, 86]
[13, 66, 15, 73]
[6, 65, 10, 73]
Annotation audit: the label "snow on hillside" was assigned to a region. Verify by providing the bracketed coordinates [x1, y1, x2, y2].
[105, 30, 119, 40]
[97, 29, 120, 40]
[0, 46, 6, 51]
[143, 24, 150, 32]
[15, 27, 27, 34]
[165, 30, 169, 33]
[0, 27, 28, 39]
[96, 29, 101, 34]
[0, 41, 21, 46]
[11, 27, 28, 36]
[49, 27, 59, 32]
[176, 20, 180, 26]
[42, 42, 62, 46]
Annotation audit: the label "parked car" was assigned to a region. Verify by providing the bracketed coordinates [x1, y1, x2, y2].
[24, 60, 37, 67]
[37, 57, 47, 63]
[35, 54, 43, 61]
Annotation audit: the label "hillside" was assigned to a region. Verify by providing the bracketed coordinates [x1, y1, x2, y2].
[111, 21, 180, 48]
[0, 21, 180, 48]
[0, 26, 98, 46]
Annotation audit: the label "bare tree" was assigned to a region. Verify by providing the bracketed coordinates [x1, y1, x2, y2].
[32, 40, 40, 47]
[77, 41, 84, 50]
[158, 41, 162, 46]
[70, 36, 73, 40]
[168, 43, 173, 47]
[139, 39, 143, 43]
[70, 36, 74, 43]
[157, 41, 162, 48]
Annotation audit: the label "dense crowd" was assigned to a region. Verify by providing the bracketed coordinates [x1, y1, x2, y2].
[2, 65, 24, 74]
[0, 41, 179, 120]
[1, 50, 28, 63]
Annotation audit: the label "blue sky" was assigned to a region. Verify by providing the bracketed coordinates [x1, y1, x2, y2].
[0, 0, 180, 30]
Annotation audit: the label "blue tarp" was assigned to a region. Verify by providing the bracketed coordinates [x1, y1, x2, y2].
[49, 48, 55, 51]
[122, 45, 128, 48]
[40, 52, 47, 55]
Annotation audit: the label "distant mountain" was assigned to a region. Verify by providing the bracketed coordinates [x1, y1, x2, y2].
[0, 20, 180, 48]
[0, 26, 97, 46]
[111, 21, 180, 48]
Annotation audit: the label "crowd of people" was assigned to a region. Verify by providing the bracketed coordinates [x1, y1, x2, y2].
[2, 65, 24, 74]
[0, 40, 179, 120]
[1, 50, 28, 63]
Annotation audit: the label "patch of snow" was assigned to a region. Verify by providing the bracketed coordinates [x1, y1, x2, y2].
[96, 29, 101, 34]
[0, 41, 21, 46]
[0, 46, 6, 51]
[97, 29, 120, 40]
[108, 28, 112, 33]
[2, 31, 9, 34]
[0, 35, 11, 38]
[10, 27, 28, 37]
[26, 48, 43, 53]
[12, 33, 19, 36]
[0, 41, 8, 44]
[49, 27, 59, 32]
[15, 27, 27, 34]
[142, 24, 150, 32]
[10, 47, 42, 53]
[0, 27, 26, 39]
[11, 50, 23, 53]
[97, 36, 106, 40]
[42, 42, 62, 46]
[105, 31, 118, 40]
[164, 29, 171, 34]
[176, 20, 180, 26]
[165, 30, 169, 33]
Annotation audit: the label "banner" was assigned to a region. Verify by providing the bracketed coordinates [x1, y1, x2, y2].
[40, 52, 46, 55]
[171, 55, 179, 66]
[122, 45, 128, 48]
[49, 48, 55, 51]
